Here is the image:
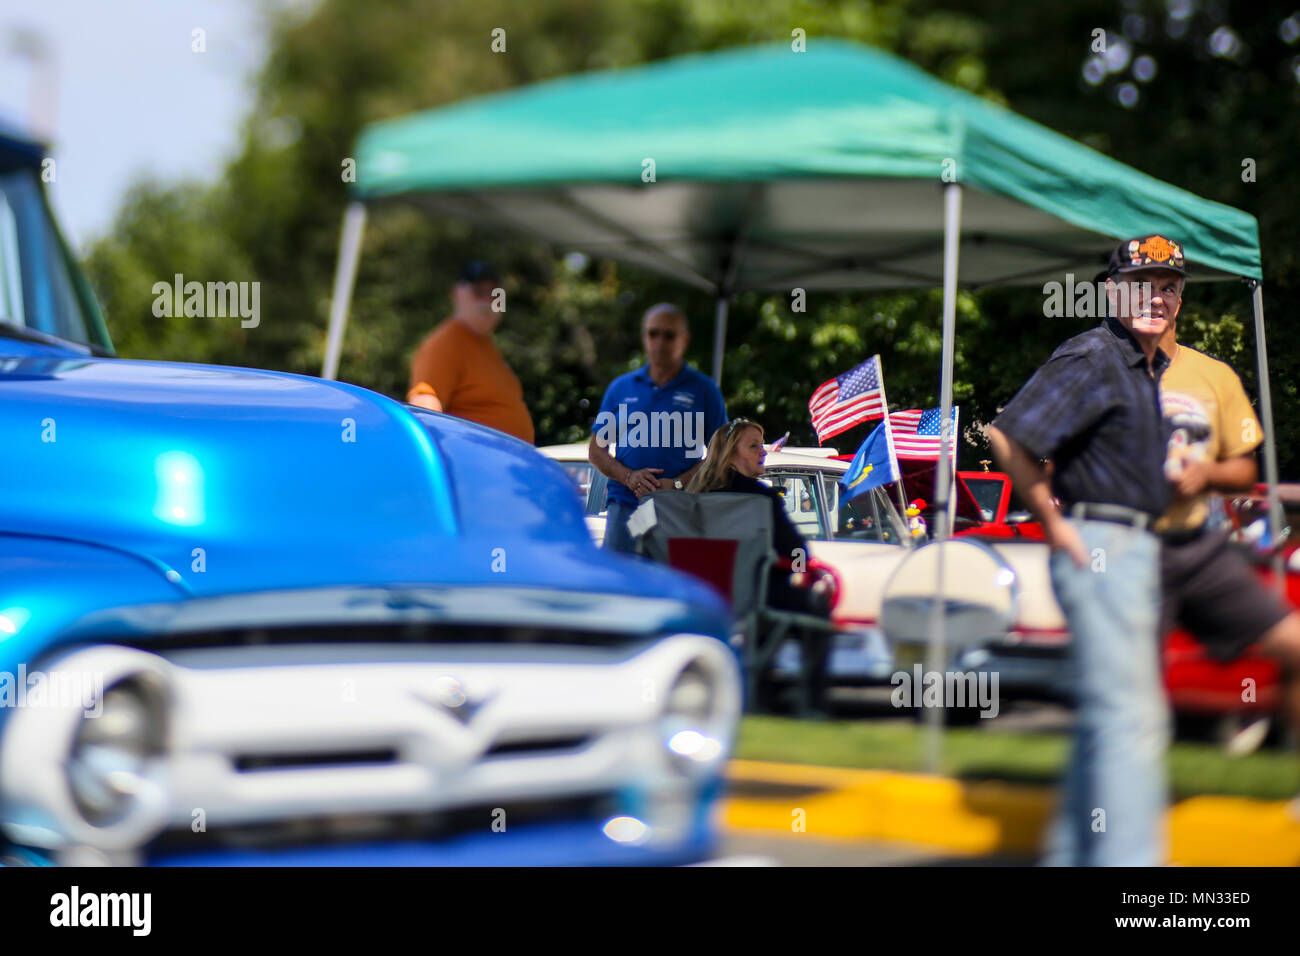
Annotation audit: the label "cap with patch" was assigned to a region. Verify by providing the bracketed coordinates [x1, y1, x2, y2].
[457, 261, 501, 283]
[1106, 234, 1186, 278]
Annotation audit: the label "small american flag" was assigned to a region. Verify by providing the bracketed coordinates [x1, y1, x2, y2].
[890, 407, 959, 460]
[808, 356, 886, 443]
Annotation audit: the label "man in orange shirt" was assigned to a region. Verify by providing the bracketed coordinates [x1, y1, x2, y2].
[407, 262, 535, 444]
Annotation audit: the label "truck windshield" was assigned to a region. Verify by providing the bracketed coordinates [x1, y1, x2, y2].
[962, 477, 1004, 522]
[0, 166, 109, 352]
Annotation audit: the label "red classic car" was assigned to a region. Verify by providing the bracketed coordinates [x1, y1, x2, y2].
[881, 460, 1047, 540]
[1161, 485, 1300, 742]
[952, 470, 1046, 541]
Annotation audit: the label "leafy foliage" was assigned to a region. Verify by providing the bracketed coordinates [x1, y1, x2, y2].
[82, 0, 1298, 474]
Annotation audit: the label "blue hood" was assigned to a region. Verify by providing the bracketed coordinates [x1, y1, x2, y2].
[0, 357, 727, 645]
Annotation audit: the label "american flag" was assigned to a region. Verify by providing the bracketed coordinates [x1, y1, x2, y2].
[808, 356, 886, 443]
[890, 407, 959, 460]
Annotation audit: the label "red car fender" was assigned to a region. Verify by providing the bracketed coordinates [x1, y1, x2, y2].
[1162, 551, 1295, 715]
[807, 556, 842, 612]
[775, 554, 842, 612]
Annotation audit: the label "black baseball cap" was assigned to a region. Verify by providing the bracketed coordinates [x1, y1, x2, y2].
[1106, 234, 1187, 278]
[457, 261, 500, 283]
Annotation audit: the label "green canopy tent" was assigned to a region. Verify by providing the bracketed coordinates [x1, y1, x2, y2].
[324, 40, 1280, 758]
[324, 39, 1276, 525]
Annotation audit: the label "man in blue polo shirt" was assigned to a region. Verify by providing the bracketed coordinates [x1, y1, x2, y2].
[588, 303, 728, 553]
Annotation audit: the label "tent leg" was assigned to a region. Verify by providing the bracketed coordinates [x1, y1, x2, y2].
[945, 407, 961, 537]
[1250, 282, 1285, 591]
[321, 202, 367, 381]
[934, 183, 962, 540]
[711, 295, 729, 385]
[925, 182, 963, 775]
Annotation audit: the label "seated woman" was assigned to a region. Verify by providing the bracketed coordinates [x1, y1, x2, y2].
[687, 418, 832, 714]
[686, 418, 830, 617]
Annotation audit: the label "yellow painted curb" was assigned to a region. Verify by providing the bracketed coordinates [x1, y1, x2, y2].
[723, 760, 1300, 865]
[1168, 796, 1300, 866]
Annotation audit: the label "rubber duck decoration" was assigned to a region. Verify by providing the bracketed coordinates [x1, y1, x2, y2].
[906, 498, 928, 538]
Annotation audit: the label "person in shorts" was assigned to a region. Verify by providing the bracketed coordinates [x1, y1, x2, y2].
[1154, 307, 1300, 752]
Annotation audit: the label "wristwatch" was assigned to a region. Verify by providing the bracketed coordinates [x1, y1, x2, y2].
[673, 479, 683, 490]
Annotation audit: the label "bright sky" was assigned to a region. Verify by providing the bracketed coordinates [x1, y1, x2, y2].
[0, 0, 288, 252]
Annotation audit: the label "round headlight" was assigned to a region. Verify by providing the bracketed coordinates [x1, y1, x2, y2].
[667, 666, 713, 723]
[661, 663, 724, 774]
[67, 677, 167, 827]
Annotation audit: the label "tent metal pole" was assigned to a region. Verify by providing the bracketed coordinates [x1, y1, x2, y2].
[925, 182, 963, 775]
[711, 295, 729, 385]
[934, 183, 962, 540]
[708, 186, 763, 387]
[1249, 280, 1285, 592]
[945, 406, 961, 534]
[321, 201, 367, 380]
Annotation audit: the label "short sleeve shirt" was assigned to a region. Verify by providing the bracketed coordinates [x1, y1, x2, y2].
[592, 364, 728, 507]
[1156, 344, 1262, 532]
[408, 319, 535, 444]
[993, 316, 1171, 517]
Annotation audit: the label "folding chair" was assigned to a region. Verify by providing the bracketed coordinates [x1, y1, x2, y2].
[633, 490, 838, 713]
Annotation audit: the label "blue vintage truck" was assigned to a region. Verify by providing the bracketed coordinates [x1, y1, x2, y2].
[0, 123, 739, 866]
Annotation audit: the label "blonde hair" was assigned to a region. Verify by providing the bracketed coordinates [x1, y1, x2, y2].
[687, 419, 764, 494]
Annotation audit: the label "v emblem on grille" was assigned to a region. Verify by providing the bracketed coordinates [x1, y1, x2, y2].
[411, 675, 493, 725]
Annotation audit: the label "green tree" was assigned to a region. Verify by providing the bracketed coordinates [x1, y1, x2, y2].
[970, 0, 1300, 472]
[83, 0, 1296, 476]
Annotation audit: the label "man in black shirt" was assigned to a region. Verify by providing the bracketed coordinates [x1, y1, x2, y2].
[989, 234, 1185, 866]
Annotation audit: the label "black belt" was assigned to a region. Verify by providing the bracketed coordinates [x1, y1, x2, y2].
[1066, 502, 1156, 531]
[1159, 524, 1209, 545]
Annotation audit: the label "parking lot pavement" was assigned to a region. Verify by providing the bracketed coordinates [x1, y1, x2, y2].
[715, 831, 1029, 866]
[975, 700, 1075, 733]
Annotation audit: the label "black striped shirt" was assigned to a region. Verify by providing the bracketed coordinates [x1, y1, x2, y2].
[994, 316, 1171, 518]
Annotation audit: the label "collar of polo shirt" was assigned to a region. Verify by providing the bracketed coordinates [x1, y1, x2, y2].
[1103, 315, 1169, 369]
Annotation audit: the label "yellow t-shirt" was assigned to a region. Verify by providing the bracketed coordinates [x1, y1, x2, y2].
[408, 319, 535, 444]
[1156, 344, 1261, 532]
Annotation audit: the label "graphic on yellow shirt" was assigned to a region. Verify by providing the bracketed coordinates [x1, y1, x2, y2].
[1162, 388, 1214, 482]
[1157, 345, 1261, 533]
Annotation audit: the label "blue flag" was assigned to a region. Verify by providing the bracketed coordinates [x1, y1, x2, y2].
[839, 420, 900, 503]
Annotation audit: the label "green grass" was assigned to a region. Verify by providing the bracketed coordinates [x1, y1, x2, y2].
[736, 716, 1300, 801]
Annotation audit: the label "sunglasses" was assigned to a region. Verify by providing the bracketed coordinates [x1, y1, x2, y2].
[645, 329, 678, 340]
[727, 418, 760, 439]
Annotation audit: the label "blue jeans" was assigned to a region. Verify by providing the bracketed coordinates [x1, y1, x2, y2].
[603, 499, 639, 554]
[1043, 518, 1169, 867]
